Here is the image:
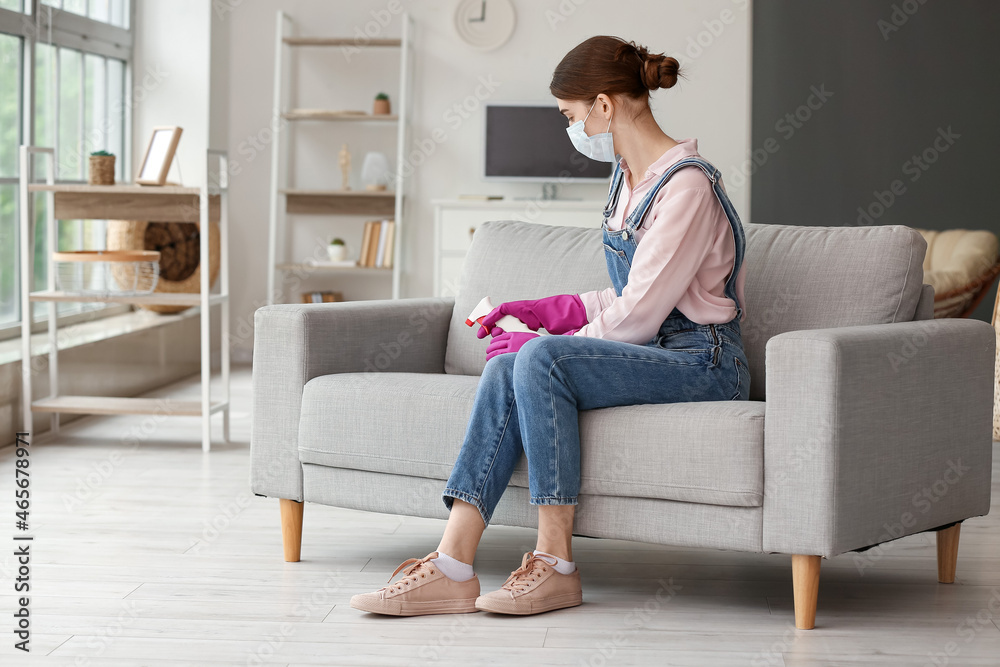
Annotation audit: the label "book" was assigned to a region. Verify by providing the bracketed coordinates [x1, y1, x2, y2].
[359, 221, 374, 266]
[382, 221, 395, 268]
[300, 290, 343, 303]
[375, 219, 388, 267]
[366, 221, 381, 267]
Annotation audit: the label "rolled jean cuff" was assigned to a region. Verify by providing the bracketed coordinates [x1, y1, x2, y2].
[442, 488, 492, 527]
[530, 495, 579, 506]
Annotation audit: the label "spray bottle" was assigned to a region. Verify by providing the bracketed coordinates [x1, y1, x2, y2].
[465, 296, 551, 337]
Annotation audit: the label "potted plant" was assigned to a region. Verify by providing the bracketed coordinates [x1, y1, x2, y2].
[327, 237, 347, 261]
[89, 150, 116, 185]
[373, 92, 391, 115]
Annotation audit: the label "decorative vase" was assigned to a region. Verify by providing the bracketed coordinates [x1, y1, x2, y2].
[373, 97, 391, 115]
[327, 244, 347, 261]
[89, 155, 116, 185]
[361, 152, 391, 191]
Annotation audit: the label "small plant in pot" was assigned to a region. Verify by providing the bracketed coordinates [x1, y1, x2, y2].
[89, 150, 116, 185]
[327, 237, 347, 261]
[373, 92, 391, 115]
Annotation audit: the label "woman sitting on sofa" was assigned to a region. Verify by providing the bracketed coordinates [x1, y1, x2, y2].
[351, 34, 750, 617]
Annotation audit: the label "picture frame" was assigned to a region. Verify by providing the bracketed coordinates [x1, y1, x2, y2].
[136, 126, 183, 185]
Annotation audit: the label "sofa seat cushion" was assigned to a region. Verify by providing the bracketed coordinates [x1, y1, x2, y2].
[298, 372, 766, 508]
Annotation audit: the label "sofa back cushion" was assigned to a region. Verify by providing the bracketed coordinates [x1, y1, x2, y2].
[444, 220, 927, 401]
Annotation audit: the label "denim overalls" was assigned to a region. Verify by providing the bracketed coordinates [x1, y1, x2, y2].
[441, 155, 751, 528]
[602, 156, 750, 390]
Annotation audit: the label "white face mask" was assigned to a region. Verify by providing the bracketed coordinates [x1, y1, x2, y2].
[565, 98, 616, 163]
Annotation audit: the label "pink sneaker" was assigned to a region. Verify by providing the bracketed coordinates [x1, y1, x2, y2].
[349, 551, 480, 616]
[476, 551, 583, 615]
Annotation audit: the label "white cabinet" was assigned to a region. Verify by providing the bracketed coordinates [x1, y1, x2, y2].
[432, 199, 605, 297]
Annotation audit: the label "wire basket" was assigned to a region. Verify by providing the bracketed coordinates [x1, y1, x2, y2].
[53, 250, 161, 296]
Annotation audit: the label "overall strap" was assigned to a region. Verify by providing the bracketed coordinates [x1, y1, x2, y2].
[626, 157, 721, 232]
[626, 156, 746, 319]
[603, 161, 625, 220]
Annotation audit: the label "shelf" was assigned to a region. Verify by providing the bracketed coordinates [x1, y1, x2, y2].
[29, 291, 228, 305]
[32, 395, 229, 417]
[281, 189, 396, 216]
[283, 37, 401, 47]
[27, 183, 220, 223]
[282, 110, 398, 122]
[20, 146, 232, 453]
[269, 11, 411, 305]
[276, 263, 392, 274]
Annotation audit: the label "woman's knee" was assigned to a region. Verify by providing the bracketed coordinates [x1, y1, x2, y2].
[482, 350, 517, 382]
[512, 335, 564, 382]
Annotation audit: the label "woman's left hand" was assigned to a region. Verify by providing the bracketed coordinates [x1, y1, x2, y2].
[485, 331, 539, 361]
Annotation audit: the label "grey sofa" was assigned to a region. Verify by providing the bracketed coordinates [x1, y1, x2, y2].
[250, 220, 995, 629]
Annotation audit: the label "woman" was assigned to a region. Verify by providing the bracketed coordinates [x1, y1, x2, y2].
[350, 35, 750, 617]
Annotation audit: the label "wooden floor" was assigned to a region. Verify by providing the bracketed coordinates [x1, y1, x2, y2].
[1, 364, 998, 666]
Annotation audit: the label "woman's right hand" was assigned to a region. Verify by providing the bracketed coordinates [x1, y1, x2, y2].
[476, 294, 589, 338]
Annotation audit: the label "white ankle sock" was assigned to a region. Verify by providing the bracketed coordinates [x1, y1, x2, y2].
[533, 549, 576, 574]
[431, 551, 475, 581]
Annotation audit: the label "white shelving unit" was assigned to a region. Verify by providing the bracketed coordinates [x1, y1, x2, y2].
[18, 146, 231, 452]
[266, 10, 414, 304]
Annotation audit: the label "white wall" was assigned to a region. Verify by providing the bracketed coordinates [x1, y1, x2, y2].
[132, 0, 215, 184]
[220, 0, 752, 361]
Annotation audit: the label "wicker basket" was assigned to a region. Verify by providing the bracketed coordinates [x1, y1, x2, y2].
[993, 290, 1000, 441]
[88, 155, 115, 185]
[106, 220, 220, 314]
[53, 250, 160, 296]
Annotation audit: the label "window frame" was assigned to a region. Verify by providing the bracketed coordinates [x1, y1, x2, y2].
[0, 0, 135, 342]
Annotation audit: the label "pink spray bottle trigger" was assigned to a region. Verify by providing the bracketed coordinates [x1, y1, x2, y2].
[465, 296, 550, 336]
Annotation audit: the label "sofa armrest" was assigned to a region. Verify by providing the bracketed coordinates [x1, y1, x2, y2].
[250, 297, 455, 500]
[763, 319, 994, 557]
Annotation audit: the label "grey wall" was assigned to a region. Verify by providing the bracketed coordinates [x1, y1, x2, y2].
[751, 0, 1000, 322]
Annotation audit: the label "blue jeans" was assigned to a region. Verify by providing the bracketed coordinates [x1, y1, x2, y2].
[442, 315, 750, 527]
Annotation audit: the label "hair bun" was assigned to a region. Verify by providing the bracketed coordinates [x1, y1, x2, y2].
[639, 50, 680, 91]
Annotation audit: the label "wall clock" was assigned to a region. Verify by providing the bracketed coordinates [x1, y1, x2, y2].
[453, 0, 517, 51]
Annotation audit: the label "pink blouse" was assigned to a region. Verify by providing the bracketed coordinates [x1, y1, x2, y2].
[574, 138, 747, 344]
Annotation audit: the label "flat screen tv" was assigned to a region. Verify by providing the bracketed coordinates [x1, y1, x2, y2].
[483, 103, 615, 182]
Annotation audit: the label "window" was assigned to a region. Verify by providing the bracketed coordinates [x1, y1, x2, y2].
[42, 0, 129, 29]
[0, 0, 133, 340]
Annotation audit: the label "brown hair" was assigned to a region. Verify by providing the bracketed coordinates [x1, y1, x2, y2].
[549, 36, 681, 104]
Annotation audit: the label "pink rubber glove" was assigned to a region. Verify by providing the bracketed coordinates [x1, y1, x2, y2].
[485, 332, 539, 361]
[475, 294, 588, 338]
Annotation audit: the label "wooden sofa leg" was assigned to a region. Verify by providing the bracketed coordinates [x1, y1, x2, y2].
[936, 523, 961, 583]
[792, 554, 821, 630]
[280, 499, 304, 562]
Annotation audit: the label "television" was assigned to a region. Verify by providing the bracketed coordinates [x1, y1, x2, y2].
[483, 103, 615, 182]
